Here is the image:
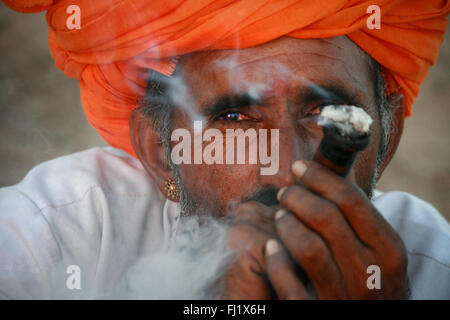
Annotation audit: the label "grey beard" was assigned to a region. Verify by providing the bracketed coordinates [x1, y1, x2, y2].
[368, 163, 379, 201]
[171, 165, 198, 217]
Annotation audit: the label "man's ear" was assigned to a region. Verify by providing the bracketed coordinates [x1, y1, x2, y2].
[376, 92, 405, 181]
[129, 108, 178, 201]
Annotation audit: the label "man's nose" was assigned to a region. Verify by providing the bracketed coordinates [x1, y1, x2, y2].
[259, 124, 313, 189]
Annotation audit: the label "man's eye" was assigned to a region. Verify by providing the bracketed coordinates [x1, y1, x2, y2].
[216, 111, 251, 121]
[305, 104, 328, 117]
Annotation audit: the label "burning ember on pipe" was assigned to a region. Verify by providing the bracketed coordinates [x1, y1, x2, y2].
[313, 105, 373, 178]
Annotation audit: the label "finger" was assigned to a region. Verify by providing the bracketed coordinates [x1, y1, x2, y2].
[265, 239, 312, 300]
[232, 201, 276, 235]
[274, 210, 346, 299]
[224, 208, 277, 299]
[276, 184, 365, 265]
[228, 201, 280, 275]
[288, 159, 395, 246]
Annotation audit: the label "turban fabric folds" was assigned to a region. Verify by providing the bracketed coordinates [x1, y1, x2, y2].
[3, 0, 449, 156]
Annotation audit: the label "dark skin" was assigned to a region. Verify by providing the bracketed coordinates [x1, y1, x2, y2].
[130, 36, 408, 299]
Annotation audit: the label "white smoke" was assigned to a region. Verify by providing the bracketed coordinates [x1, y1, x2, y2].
[116, 215, 234, 299]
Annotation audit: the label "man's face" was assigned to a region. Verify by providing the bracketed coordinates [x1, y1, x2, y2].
[168, 36, 382, 216]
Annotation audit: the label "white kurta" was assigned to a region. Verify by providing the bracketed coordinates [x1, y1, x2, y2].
[0, 147, 448, 299]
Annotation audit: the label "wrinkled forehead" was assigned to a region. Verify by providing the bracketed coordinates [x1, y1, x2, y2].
[175, 36, 375, 112]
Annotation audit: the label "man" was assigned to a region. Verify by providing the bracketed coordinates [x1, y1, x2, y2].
[0, 0, 449, 299]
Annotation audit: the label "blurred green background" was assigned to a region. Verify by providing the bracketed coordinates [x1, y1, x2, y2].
[0, 7, 449, 221]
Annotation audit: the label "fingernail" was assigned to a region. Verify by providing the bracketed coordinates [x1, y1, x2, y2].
[292, 160, 307, 177]
[265, 239, 280, 256]
[275, 209, 287, 220]
[277, 187, 287, 201]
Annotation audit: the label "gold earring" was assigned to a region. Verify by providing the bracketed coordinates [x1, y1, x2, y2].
[164, 178, 179, 200]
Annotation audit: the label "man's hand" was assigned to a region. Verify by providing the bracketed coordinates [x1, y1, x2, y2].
[266, 160, 408, 299]
[219, 201, 276, 299]
[220, 160, 408, 299]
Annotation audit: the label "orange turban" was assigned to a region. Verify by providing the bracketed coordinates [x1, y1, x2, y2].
[3, 0, 449, 156]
